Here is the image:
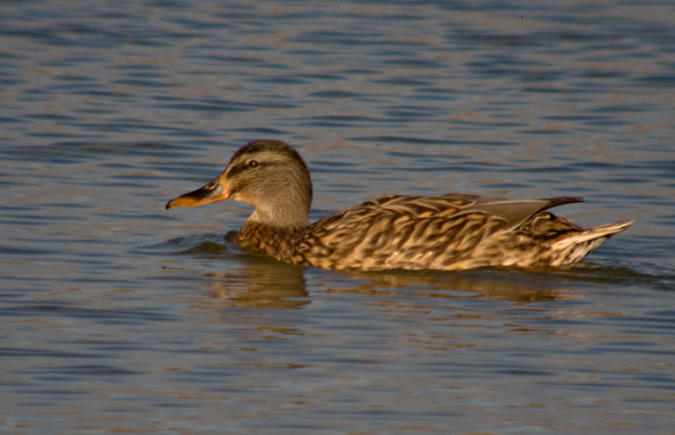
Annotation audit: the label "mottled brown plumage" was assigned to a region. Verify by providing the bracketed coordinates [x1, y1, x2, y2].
[166, 140, 633, 271]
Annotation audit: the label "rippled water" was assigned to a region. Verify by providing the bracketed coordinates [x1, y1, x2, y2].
[2, 0, 674, 433]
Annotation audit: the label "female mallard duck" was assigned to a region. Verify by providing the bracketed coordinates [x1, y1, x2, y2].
[166, 139, 632, 271]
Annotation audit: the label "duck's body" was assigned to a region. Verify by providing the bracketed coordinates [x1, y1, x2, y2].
[167, 140, 632, 271]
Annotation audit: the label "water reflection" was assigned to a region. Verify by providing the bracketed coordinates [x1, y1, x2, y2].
[192, 245, 569, 306]
[330, 269, 568, 303]
[206, 260, 309, 309]
[158, 233, 309, 309]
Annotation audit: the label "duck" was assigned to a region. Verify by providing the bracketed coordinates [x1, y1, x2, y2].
[166, 139, 633, 271]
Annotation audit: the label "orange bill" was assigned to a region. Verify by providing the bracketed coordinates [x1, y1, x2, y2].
[166, 178, 229, 209]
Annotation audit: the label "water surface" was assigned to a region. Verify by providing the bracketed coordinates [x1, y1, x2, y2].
[1, 0, 674, 433]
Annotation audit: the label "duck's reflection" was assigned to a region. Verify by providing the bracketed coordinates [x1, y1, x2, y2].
[204, 255, 572, 309]
[206, 256, 309, 309]
[333, 268, 569, 303]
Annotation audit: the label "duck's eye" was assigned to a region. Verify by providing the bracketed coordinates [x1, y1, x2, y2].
[247, 160, 259, 168]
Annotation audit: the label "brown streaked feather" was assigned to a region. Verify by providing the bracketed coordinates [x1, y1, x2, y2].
[235, 194, 631, 271]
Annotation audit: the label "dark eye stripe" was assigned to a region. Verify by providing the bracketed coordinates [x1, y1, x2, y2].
[226, 163, 247, 179]
[227, 161, 264, 179]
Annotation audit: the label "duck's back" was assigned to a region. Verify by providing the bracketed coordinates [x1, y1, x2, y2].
[292, 194, 630, 271]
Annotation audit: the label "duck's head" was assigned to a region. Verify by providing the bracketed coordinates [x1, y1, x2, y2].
[166, 140, 313, 228]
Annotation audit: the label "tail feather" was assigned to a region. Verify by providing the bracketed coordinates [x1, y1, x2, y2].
[549, 220, 634, 265]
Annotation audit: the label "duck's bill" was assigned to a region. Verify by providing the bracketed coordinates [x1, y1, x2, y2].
[166, 181, 229, 209]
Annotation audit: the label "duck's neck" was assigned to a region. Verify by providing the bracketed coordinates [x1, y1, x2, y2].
[247, 207, 309, 228]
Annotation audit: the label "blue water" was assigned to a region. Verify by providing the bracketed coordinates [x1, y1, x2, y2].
[1, 0, 674, 433]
